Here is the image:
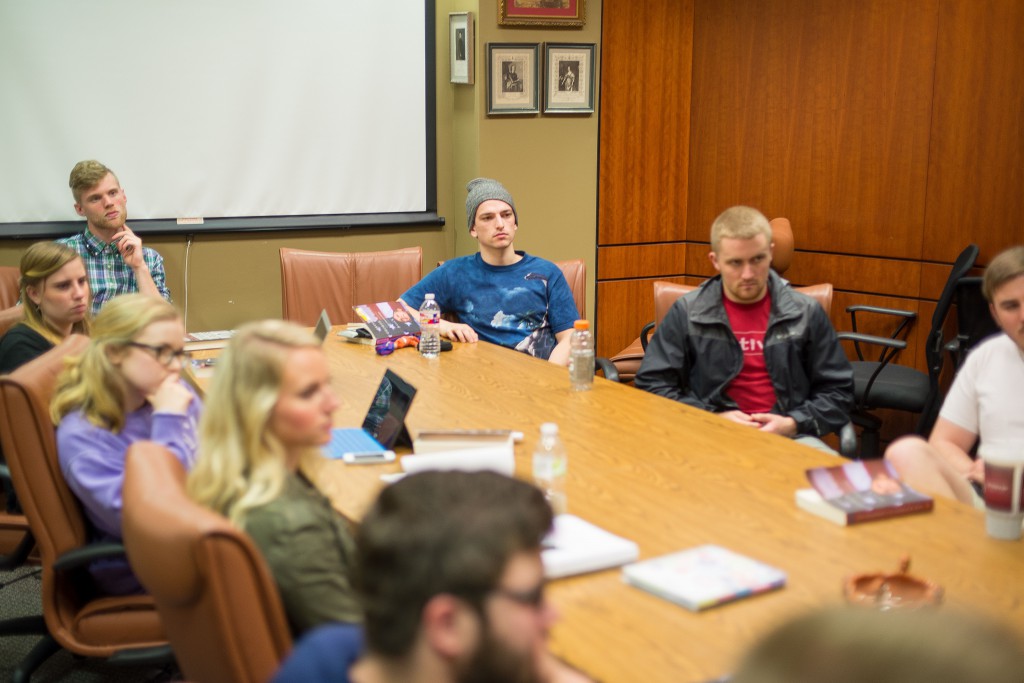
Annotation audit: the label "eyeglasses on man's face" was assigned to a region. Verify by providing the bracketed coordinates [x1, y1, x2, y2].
[490, 581, 546, 609]
[126, 341, 190, 367]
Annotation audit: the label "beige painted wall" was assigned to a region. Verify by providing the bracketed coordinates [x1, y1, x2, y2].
[0, 0, 601, 327]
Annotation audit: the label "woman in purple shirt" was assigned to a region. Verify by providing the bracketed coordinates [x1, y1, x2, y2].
[51, 293, 201, 594]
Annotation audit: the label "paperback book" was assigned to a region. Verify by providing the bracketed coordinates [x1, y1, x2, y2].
[796, 460, 933, 526]
[622, 545, 786, 612]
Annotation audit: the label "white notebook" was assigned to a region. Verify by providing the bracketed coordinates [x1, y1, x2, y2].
[542, 514, 639, 579]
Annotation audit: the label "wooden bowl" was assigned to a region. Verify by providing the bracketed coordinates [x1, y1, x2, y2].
[843, 556, 943, 610]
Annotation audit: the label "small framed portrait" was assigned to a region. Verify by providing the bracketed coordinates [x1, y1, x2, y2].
[498, 0, 585, 28]
[486, 43, 540, 115]
[544, 43, 595, 114]
[449, 12, 474, 85]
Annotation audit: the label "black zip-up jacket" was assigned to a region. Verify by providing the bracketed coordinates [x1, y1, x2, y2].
[635, 272, 854, 437]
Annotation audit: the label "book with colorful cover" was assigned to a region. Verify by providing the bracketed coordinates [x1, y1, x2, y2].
[796, 460, 933, 526]
[352, 301, 420, 341]
[622, 545, 786, 612]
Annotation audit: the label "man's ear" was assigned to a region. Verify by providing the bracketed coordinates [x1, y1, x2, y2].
[421, 594, 478, 660]
[708, 249, 721, 273]
[74, 202, 85, 217]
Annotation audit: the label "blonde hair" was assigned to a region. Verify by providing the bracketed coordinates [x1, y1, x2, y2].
[69, 160, 118, 204]
[19, 241, 91, 345]
[187, 319, 324, 528]
[710, 205, 773, 252]
[51, 294, 179, 432]
[983, 245, 1024, 302]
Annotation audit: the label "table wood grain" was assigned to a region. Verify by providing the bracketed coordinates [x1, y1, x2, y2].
[270, 331, 1024, 682]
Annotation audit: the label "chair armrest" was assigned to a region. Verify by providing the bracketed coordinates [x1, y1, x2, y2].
[836, 332, 908, 351]
[838, 422, 858, 459]
[595, 357, 620, 383]
[845, 305, 916, 319]
[53, 542, 127, 572]
[639, 321, 656, 351]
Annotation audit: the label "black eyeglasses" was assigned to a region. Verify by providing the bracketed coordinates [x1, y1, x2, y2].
[491, 581, 546, 609]
[126, 342, 190, 367]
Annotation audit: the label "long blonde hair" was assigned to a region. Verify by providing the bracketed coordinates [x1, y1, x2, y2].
[20, 242, 91, 345]
[50, 294, 180, 432]
[187, 319, 325, 528]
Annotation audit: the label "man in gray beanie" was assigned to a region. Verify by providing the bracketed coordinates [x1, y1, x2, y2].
[400, 178, 578, 364]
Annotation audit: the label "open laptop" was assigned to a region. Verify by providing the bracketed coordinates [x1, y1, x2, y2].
[313, 309, 332, 344]
[324, 369, 417, 461]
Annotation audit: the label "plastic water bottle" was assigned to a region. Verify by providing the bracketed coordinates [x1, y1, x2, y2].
[568, 319, 594, 391]
[532, 422, 568, 514]
[418, 294, 441, 358]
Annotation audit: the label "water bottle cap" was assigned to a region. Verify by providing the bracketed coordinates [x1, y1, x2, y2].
[573, 319, 589, 331]
[540, 422, 558, 436]
[424, 293, 435, 300]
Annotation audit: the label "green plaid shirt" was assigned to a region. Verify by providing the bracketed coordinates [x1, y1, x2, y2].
[57, 229, 171, 315]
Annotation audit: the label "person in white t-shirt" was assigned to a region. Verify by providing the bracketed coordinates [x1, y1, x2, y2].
[886, 245, 1024, 504]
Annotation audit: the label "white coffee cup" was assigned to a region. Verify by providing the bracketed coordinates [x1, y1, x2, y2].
[979, 442, 1024, 541]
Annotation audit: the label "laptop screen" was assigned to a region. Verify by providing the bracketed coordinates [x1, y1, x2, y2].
[362, 369, 417, 448]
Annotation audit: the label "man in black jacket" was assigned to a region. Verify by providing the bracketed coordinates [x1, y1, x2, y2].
[635, 205, 853, 452]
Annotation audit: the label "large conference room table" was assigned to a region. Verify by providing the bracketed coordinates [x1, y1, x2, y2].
[301, 332, 1024, 683]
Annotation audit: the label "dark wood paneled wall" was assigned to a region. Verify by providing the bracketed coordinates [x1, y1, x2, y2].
[597, 0, 1024, 379]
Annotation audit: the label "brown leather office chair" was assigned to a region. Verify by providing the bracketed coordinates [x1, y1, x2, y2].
[280, 246, 422, 326]
[122, 441, 293, 683]
[0, 336, 171, 682]
[1, 266, 37, 567]
[556, 259, 586, 318]
[609, 217, 796, 383]
[637, 281, 833, 350]
[0, 265, 23, 338]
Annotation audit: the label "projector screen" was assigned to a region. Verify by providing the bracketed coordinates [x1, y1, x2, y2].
[0, 0, 437, 237]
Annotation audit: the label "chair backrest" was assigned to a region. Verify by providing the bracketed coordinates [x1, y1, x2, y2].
[653, 281, 697, 326]
[0, 265, 20, 309]
[796, 282, 834, 315]
[555, 259, 586, 318]
[651, 280, 833, 329]
[769, 217, 795, 276]
[0, 266, 23, 337]
[950, 276, 1000, 369]
[280, 247, 423, 326]
[122, 441, 293, 683]
[925, 244, 979, 375]
[0, 335, 90, 571]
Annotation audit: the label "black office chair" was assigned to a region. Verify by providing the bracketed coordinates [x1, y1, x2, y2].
[945, 276, 1001, 371]
[839, 244, 979, 458]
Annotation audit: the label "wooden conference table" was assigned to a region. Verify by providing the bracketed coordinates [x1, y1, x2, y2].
[288, 333, 1021, 683]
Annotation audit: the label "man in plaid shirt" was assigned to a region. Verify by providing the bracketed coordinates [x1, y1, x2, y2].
[58, 160, 171, 315]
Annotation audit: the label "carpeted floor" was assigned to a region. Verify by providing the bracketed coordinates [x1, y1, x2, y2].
[0, 564, 178, 682]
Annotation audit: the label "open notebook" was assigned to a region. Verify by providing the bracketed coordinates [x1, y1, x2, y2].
[324, 369, 417, 458]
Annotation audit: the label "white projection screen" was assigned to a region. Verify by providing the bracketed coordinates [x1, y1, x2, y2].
[0, 0, 437, 237]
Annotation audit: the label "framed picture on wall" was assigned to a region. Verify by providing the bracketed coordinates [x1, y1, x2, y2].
[498, 0, 585, 28]
[543, 43, 595, 114]
[449, 12, 474, 85]
[487, 43, 540, 115]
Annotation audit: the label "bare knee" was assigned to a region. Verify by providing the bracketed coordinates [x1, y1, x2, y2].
[885, 435, 931, 474]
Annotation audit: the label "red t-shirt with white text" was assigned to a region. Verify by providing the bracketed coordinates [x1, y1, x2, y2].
[723, 293, 776, 413]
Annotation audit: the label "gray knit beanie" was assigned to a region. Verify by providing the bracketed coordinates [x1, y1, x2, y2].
[465, 177, 517, 230]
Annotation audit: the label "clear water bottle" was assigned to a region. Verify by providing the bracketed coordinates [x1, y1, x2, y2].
[532, 422, 567, 514]
[418, 294, 441, 358]
[568, 319, 594, 391]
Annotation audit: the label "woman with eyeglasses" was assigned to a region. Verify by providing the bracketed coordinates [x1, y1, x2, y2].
[188, 319, 360, 636]
[51, 293, 201, 595]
